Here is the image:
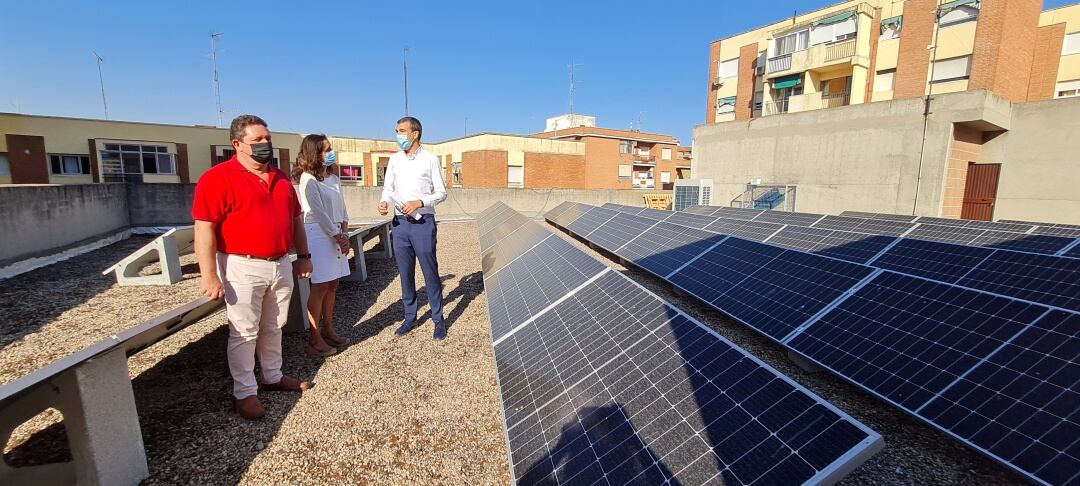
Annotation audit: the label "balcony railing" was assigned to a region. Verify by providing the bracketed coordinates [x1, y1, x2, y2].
[763, 99, 789, 116]
[767, 54, 792, 73]
[824, 39, 856, 62]
[821, 91, 851, 109]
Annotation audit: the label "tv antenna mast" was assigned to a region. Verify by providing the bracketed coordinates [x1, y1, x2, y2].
[210, 32, 225, 127]
[93, 51, 109, 120]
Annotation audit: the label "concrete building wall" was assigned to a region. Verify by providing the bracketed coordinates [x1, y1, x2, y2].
[339, 187, 654, 220]
[0, 184, 129, 267]
[127, 183, 195, 226]
[691, 90, 1018, 217]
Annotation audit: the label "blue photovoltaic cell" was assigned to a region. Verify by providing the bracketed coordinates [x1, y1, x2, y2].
[725, 220, 784, 242]
[972, 231, 1074, 255]
[713, 207, 763, 220]
[905, 223, 984, 245]
[919, 310, 1080, 486]
[543, 201, 576, 222]
[872, 239, 995, 283]
[619, 222, 726, 278]
[787, 271, 1048, 412]
[638, 208, 674, 221]
[496, 271, 881, 485]
[483, 236, 606, 340]
[683, 205, 720, 216]
[589, 213, 658, 253]
[766, 226, 896, 264]
[751, 211, 824, 227]
[958, 250, 1080, 313]
[663, 211, 719, 230]
[478, 203, 516, 234]
[839, 211, 919, 223]
[670, 238, 874, 341]
[550, 203, 590, 228]
[480, 211, 529, 252]
[567, 207, 620, 237]
[481, 222, 552, 275]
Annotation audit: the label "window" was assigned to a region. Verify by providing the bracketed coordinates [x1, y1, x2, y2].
[0, 154, 9, 177]
[660, 172, 671, 184]
[1064, 32, 1080, 56]
[661, 148, 672, 160]
[339, 165, 363, 183]
[810, 13, 857, 45]
[452, 162, 463, 186]
[376, 157, 390, 186]
[716, 96, 736, 115]
[1057, 80, 1080, 98]
[99, 143, 175, 182]
[50, 154, 91, 175]
[774, 30, 809, 56]
[618, 165, 631, 178]
[753, 91, 764, 111]
[874, 69, 896, 92]
[755, 51, 766, 74]
[930, 56, 972, 83]
[938, 1, 979, 27]
[880, 16, 902, 40]
[619, 140, 631, 154]
[507, 166, 524, 188]
[718, 58, 739, 79]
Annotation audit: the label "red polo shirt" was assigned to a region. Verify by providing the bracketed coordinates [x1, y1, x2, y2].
[191, 157, 301, 258]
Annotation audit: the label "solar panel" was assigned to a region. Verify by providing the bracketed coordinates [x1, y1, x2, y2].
[478, 202, 516, 235]
[971, 231, 1074, 255]
[589, 212, 659, 254]
[662, 211, 719, 230]
[704, 218, 784, 241]
[1065, 244, 1080, 259]
[480, 211, 530, 252]
[957, 251, 1080, 313]
[543, 201, 576, 222]
[766, 226, 896, 264]
[959, 220, 1034, 233]
[918, 309, 1080, 486]
[481, 222, 553, 275]
[839, 211, 919, 223]
[669, 237, 875, 341]
[872, 239, 996, 283]
[638, 208, 674, 220]
[683, 205, 721, 216]
[751, 210, 824, 227]
[618, 222, 726, 278]
[1032, 226, 1080, 238]
[904, 223, 984, 245]
[549, 203, 591, 228]
[713, 207, 764, 221]
[566, 206, 620, 238]
[811, 216, 875, 233]
[493, 267, 883, 485]
[812, 216, 914, 236]
[786, 271, 1048, 411]
[484, 235, 607, 341]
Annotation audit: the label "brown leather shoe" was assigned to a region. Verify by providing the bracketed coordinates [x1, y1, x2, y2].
[234, 395, 265, 420]
[260, 375, 313, 392]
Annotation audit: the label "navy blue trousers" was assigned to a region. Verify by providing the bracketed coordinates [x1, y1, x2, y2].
[391, 214, 444, 326]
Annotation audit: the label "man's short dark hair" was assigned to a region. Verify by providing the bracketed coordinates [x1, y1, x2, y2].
[397, 116, 422, 140]
[230, 114, 268, 142]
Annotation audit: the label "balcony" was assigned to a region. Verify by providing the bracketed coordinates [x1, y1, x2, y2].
[767, 54, 792, 73]
[821, 91, 851, 108]
[824, 39, 856, 62]
[763, 99, 789, 116]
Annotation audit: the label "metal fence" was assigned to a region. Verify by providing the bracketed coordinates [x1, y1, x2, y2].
[730, 184, 798, 211]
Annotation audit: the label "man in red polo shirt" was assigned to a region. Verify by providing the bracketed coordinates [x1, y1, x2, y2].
[192, 114, 314, 420]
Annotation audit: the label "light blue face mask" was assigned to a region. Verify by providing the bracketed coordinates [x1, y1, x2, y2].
[396, 134, 412, 151]
[324, 150, 337, 166]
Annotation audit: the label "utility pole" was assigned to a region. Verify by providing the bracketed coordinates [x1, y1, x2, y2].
[568, 59, 583, 116]
[210, 32, 225, 127]
[403, 46, 410, 115]
[93, 51, 109, 120]
[912, 5, 942, 216]
[464, 117, 468, 136]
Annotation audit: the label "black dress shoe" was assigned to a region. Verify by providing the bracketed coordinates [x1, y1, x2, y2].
[395, 321, 416, 336]
[433, 324, 447, 341]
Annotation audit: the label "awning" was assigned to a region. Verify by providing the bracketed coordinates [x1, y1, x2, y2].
[772, 74, 802, 89]
[717, 96, 737, 105]
[814, 10, 856, 27]
[880, 15, 902, 33]
[938, 0, 979, 15]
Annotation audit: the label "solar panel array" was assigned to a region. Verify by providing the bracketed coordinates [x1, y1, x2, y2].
[549, 202, 1080, 486]
[479, 202, 883, 485]
[594, 203, 1080, 313]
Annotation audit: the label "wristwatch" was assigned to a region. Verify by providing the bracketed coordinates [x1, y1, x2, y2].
[296, 253, 312, 259]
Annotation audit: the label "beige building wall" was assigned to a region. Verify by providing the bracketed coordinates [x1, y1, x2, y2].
[1041, 4, 1080, 90]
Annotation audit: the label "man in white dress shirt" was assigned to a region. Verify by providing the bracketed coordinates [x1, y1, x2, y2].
[377, 116, 449, 340]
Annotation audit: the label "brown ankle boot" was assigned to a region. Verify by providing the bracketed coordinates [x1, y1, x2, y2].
[235, 395, 266, 420]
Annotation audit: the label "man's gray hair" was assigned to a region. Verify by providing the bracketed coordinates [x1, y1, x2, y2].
[397, 116, 422, 140]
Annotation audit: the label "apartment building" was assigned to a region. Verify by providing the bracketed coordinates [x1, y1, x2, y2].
[0, 112, 688, 191]
[705, 0, 1080, 123]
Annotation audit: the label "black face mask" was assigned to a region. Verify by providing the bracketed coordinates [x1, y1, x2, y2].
[248, 142, 274, 164]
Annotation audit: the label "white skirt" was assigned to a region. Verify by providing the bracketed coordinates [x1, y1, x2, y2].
[305, 223, 351, 284]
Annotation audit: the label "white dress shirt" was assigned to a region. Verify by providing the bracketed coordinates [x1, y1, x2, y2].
[380, 146, 447, 216]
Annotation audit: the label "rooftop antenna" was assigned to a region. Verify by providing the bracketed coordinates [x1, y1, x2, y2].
[403, 46, 410, 115]
[637, 111, 646, 132]
[464, 117, 468, 136]
[568, 59, 583, 117]
[93, 51, 109, 120]
[210, 32, 225, 127]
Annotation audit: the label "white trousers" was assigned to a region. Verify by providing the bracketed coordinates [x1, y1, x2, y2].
[217, 253, 294, 399]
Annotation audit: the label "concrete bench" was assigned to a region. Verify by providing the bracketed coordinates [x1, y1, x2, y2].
[0, 297, 224, 486]
[102, 226, 196, 286]
[286, 220, 392, 332]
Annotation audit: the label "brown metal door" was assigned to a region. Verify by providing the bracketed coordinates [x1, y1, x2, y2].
[961, 163, 1000, 221]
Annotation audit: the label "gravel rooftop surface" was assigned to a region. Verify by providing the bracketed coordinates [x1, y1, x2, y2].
[0, 219, 1025, 485]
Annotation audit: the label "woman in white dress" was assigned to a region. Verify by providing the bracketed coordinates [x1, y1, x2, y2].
[293, 134, 350, 357]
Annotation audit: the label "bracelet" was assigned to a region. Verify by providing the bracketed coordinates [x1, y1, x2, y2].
[296, 253, 312, 259]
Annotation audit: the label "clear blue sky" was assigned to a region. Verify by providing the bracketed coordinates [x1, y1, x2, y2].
[2, 1, 1074, 143]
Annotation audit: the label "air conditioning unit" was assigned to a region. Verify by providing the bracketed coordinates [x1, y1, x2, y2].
[673, 179, 713, 211]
